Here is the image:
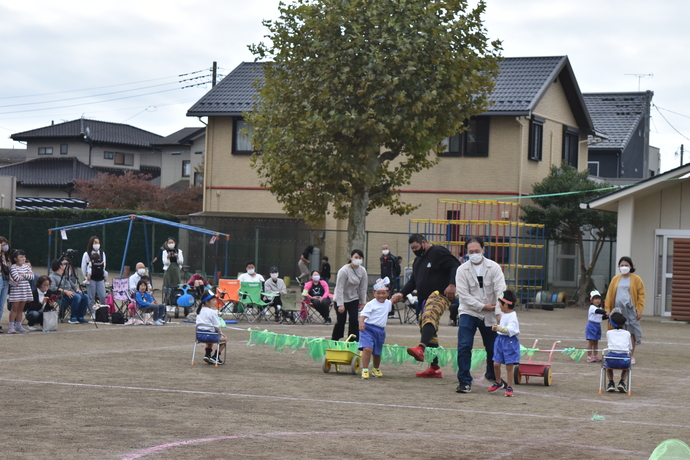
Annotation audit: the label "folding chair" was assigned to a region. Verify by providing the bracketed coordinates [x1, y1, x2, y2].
[191, 325, 226, 367]
[238, 282, 274, 323]
[404, 295, 419, 325]
[301, 298, 331, 324]
[132, 291, 164, 325]
[74, 267, 88, 292]
[217, 279, 246, 321]
[278, 291, 304, 325]
[599, 348, 632, 395]
[389, 300, 403, 324]
[111, 278, 134, 319]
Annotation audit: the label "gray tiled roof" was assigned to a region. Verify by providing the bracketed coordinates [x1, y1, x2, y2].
[583, 92, 650, 150]
[152, 127, 205, 146]
[0, 157, 98, 186]
[187, 62, 265, 117]
[187, 57, 593, 131]
[11, 118, 163, 148]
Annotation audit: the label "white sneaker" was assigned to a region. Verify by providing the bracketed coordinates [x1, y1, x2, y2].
[154, 320, 164, 326]
[28, 326, 37, 331]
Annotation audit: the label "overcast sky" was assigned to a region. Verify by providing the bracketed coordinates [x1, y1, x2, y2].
[1, 0, 688, 172]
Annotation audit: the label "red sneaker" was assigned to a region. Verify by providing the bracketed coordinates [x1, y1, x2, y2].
[407, 346, 425, 362]
[415, 366, 442, 378]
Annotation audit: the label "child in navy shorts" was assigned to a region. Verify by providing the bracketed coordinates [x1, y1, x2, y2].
[358, 277, 391, 379]
[586, 290, 608, 362]
[489, 290, 520, 397]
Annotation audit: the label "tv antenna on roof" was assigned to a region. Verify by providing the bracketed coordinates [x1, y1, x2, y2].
[624, 73, 653, 91]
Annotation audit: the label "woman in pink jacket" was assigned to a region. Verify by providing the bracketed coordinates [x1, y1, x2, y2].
[302, 270, 332, 324]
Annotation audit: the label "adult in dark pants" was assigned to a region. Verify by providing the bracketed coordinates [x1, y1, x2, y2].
[391, 233, 459, 378]
[380, 243, 400, 317]
[331, 249, 368, 342]
[455, 236, 506, 394]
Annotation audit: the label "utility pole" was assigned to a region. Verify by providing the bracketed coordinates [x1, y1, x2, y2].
[682, 144, 684, 167]
[212, 61, 217, 87]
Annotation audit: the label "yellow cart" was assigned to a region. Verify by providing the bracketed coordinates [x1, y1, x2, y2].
[321, 334, 361, 375]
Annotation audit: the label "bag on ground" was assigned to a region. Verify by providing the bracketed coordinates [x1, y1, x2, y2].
[43, 310, 58, 331]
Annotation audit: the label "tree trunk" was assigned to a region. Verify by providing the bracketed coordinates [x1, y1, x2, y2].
[577, 238, 589, 307]
[347, 188, 369, 255]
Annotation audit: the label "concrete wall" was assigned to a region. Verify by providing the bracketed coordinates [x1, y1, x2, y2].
[189, 135, 205, 186]
[159, 148, 191, 187]
[0, 176, 16, 209]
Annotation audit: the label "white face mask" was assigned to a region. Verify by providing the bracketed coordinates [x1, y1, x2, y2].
[312, 275, 320, 281]
[351, 258, 363, 266]
[92, 244, 100, 251]
[168, 244, 175, 249]
[382, 249, 389, 255]
[1, 244, 9, 252]
[469, 253, 483, 264]
[247, 268, 255, 275]
[270, 273, 278, 279]
[137, 268, 146, 276]
[619, 266, 631, 275]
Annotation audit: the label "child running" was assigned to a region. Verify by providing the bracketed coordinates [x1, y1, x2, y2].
[586, 290, 608, 362]
[605, 311, 633, 393]
[196, 290, 227, 365]
[489, 290, 520, 397]
[359, 277, 391, 379]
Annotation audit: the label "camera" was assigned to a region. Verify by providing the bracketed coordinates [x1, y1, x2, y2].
[61, 249, 79, 264]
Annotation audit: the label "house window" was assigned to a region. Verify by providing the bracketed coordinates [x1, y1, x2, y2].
[438, 117, 490, 157]
[182, 160, 190, 177]
[588, 161, 599, 177]
[195, 151, 203, 155]
[194, 172, 203, 187]
[114, 152, 134, 166]
[233, 118, 254, 155]
[562, 127, 579, 168]
[38, 147, 53, 155]
[60, 144, 68, 155]
[104, 151, 114, 159]
[528, 116, 544, 161]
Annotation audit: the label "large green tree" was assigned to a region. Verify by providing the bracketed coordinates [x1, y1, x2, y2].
[521, 165, 617, 306]
[248, 0, 501, 252]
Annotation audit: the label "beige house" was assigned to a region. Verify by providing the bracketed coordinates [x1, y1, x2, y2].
[187, 56, 595, 275]
[583, 163, 690, 318]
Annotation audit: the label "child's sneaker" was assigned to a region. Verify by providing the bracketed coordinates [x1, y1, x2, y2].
[488, 379, 507, 393]
[371, 368, 383, 378]
[617, 379, 628, 393]
[505, 386, 514, 397]
[7, 324, 16, 334]
[594, 356, 602, 362]
[361, 369, 370, 379]
[16, 323, 29, 333]
[586, 356, 596, 362]
[606, 380, 616, 392]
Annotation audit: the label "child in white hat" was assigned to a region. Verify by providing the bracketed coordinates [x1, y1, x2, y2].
[586, 290, 607, 362]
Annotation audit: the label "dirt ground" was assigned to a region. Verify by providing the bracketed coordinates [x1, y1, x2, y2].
[1, 299, 689, 459]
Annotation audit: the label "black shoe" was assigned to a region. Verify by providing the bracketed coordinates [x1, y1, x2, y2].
[617, 380, 627, 393]
[214, 353, 224, 365]
[484, 373, 496, 382]
[606, 380, 616, 392]
[456, 382, 472, 393]
[324, 318, 332, 325]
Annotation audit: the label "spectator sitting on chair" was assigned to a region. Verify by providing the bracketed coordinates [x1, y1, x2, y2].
[303, 270, 332, 324]
[129, 262, 149, 292]
[50, 258, 90, 324]
[188, 273, 210, 290]
[135, 280, 166, 326]
[263, 267, 288, 322]
[25, 275, 57, 331]
[238, 261, 264, 283]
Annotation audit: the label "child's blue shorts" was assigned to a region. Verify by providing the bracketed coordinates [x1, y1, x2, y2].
[493, 334, 521, 364]
[197, 331, 220, 343]
[585, 321, 601, 341]
[359, 324, 386, 355]
[605, 352, 631, 369]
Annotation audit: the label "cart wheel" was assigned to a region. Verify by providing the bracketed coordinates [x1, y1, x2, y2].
[514, 365, 521, 385]
[544, 366, 553, 386]
[321, 356, 331, 373]
[351, 356, 361, 375]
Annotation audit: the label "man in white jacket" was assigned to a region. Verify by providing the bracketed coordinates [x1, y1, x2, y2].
[455, 236, 506, 394]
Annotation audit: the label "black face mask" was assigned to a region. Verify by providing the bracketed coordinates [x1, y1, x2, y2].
[413, 247, 425, 257]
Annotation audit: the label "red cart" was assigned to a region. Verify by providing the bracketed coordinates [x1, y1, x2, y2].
[514, 339, 561, 386]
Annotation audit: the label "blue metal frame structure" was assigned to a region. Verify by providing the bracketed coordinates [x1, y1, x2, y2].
[47, 215, 230, 279]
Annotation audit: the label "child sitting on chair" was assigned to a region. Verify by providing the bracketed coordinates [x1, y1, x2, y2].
[586, 290, 608, 362]
[605, 311, 632, 393]
[489, 290, 520, 397]
[359, 277, 391, 379]
[135, 280, 166, 326]
[196, 290, 227, 365]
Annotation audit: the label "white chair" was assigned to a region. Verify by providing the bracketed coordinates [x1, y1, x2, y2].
[191, 325, 226, 367]
[598, 348, 632, 395]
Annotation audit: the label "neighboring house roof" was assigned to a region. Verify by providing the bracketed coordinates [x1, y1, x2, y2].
[15, 197, 87, 211]
[92, 165, 161, 180]
[0, 148, 27, 164]
[167, 179, 191, 192]
[581, 162, 690, 213]
[583, 92, 651, 150]
[186, 57, 594, 132]
[11, 118, 163, 149]
[0, 157, 98, 186]
[152, 127, 206, 147]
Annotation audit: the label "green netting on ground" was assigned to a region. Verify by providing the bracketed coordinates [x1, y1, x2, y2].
[649, 439, 690, 460]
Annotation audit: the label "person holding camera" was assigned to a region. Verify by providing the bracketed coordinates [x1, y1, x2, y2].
[50, 258, 90, 324]
[162, 237, 184, 291]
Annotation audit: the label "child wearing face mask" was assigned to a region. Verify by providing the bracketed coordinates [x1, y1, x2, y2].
[303, 270, 332, 324]
[263, 267, 288, 322]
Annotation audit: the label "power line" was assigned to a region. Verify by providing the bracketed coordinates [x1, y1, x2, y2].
[653, 104, 690, 141]
[656, 105, 690, 120]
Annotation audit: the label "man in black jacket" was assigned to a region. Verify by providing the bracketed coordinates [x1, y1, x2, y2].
[391, 233, 459, 378]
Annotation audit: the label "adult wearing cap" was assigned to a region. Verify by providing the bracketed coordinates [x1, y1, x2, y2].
[605, 256, 645, 364]
[263, 267, 288, 321]
[196, 289, 226, 365]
